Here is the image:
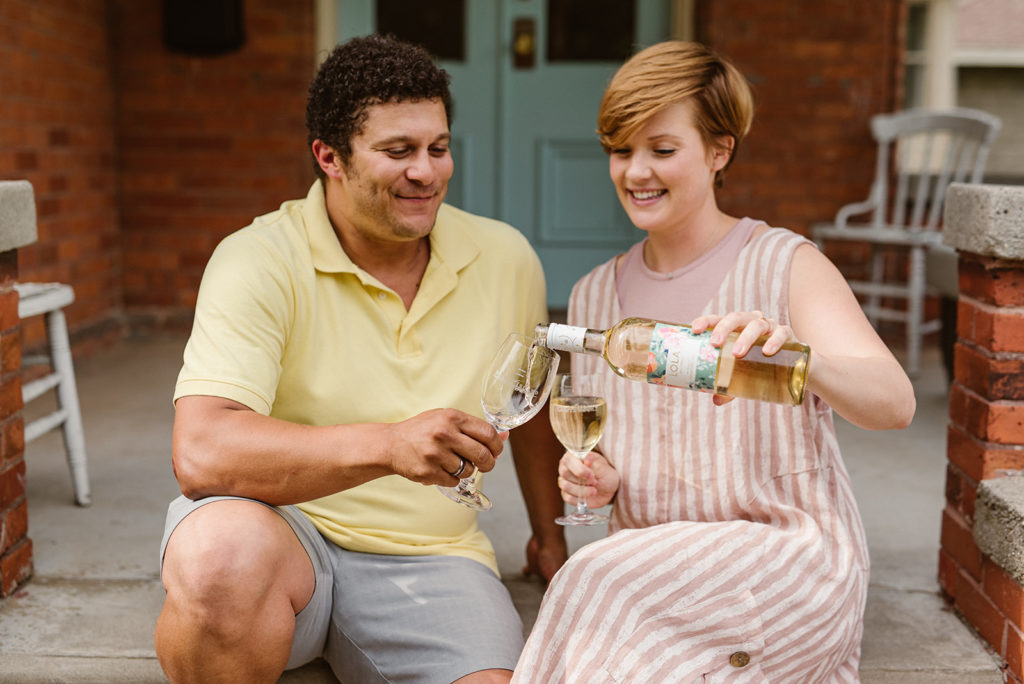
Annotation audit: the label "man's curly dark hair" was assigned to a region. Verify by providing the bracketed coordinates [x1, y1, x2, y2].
[306, 34, 453, 178]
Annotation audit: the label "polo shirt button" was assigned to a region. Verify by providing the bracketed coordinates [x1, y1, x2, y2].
[377, 291, 386, 300]
[729, 651, 750, 668]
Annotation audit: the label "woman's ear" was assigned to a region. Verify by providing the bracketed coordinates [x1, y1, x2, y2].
[312, 140, 345, 179]
[712, 135, 735, 172]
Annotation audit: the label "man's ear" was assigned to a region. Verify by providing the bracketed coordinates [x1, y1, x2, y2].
[312, 140, 345, 179]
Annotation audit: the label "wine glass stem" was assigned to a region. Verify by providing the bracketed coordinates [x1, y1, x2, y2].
[574, 452, 591, 514]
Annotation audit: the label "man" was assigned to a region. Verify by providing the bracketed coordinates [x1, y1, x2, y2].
[155, 35, 567, 683]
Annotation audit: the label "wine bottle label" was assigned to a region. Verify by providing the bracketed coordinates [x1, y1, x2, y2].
[647, 323, 718, 390]
[545, 323, 586, 353]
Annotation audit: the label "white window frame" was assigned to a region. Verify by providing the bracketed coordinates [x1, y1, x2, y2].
[907, 0, 1024, 109]
[906, 0, 957, 110]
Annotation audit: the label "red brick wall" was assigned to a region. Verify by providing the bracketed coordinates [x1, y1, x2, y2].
[940, 253, 1024, 682]
[697, 0, 904, 239]
[0, 0, 123, 355]
[0, 0, 315, 350]
[111, 0, 315, 331]
[0, 250, 30, 597]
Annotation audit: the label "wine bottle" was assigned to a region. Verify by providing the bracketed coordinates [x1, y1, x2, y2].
[535, 318, 810, 406]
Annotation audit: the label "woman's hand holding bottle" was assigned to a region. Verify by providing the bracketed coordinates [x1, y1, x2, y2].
[692, 309, 795, 356]
[558, 450, 620, 510]
[690, 310, 800, 405]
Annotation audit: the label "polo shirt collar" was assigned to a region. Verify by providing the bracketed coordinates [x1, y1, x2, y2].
[426, 204, 480, 274]
[303, 180, 358, 274]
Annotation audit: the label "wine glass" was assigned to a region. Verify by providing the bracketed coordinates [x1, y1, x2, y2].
[437, 332, 560, 510]
[551, 372, 609, 526]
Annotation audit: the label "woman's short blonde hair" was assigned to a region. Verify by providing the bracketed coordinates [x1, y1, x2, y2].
[597, 41, 754, 186]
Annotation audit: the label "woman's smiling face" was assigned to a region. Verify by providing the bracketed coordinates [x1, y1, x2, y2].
[607, 101, 729, 234]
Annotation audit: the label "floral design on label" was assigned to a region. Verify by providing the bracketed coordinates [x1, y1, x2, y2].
[646, 323, 719, 390]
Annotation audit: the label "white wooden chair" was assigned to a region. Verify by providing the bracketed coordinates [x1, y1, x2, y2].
[812, 107, 1001, 376]
[17, 282, 90, 506]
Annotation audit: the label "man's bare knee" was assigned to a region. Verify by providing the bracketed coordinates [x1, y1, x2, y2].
[162, 500, 314, 616]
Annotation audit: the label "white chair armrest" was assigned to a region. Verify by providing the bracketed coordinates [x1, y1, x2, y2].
[835, 198, 880, 229]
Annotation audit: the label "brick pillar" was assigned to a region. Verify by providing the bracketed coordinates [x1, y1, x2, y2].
[938, 183, 1024, 681]
[0, 180, 37, 597]
[0, 250, 30, 596]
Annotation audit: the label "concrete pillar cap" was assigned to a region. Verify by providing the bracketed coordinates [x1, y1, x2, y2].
[975, 474, 1024, 586]
[943, 183, 1024, 260]
[0, 180, 38, 252]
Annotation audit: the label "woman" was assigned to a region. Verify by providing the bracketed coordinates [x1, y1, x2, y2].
[513, 42, 915, 682]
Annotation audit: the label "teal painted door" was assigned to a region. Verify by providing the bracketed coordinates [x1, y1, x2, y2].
[336, 1, 671, 308]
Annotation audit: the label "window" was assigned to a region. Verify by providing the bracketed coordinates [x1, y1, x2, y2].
[547, 0, 636, 62]
[376, 0, 465, 61]
[902, 0, 1024, 181]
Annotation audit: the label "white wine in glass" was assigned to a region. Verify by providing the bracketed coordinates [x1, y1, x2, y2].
[551, 373, 609, 526]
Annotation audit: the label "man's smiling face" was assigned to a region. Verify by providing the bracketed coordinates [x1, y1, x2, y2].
[334, 98, 453, 243]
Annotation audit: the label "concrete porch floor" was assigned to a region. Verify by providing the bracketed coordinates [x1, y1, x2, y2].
[0, 334, 1006, 682]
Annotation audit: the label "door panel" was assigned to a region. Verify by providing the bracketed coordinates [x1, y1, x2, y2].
[335, 1, 671, 308]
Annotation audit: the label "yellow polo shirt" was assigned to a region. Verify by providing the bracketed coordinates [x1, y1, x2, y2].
[175, 181, 548, 574]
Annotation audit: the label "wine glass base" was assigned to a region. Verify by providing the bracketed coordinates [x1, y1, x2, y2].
[556, 511, 608, 526]
[437, 484, 493, 511]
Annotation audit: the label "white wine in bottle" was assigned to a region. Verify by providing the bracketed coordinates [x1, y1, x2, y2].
[535, 318, 810, 406]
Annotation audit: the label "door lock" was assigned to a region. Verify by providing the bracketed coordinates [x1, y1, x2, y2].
[512, 18, 535, 69]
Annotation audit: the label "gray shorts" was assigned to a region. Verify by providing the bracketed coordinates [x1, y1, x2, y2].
[160, 495, 524, 683]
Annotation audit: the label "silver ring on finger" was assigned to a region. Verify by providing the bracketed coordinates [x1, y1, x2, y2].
[759, 314, 775, 334]
[451, 457, 468, 479]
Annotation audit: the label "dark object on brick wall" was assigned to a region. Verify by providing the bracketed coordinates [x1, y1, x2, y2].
[163, 0, 245, 56]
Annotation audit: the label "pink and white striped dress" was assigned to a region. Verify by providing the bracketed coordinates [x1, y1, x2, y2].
[514, 227, 869, 683]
